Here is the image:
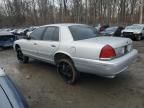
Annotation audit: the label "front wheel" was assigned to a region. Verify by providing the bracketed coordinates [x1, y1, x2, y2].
[57, 59, 80, 85]
[16, 47, 29, 63]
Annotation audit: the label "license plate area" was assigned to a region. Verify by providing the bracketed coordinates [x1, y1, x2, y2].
[115, 44, 132, 57]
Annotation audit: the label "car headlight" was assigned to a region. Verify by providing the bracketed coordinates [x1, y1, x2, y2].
[133, 32, 141, 34]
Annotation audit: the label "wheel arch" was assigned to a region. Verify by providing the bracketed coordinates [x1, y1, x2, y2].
[15, 44, 21, 51]
[54, 52, 74, 65]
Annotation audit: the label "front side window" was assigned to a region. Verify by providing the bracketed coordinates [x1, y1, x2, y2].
[69, 25, 98, 41]
[30, 27, 45, 40]
[105, 27, 118, 32]
[42, 27, 59, 41]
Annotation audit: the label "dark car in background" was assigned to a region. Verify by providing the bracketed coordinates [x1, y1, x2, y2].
[0, 68, 29, 108]
[17, 28, 29, 36]
[10, 29, 19, 35]
[99, 25, 109, 32]
[0, 31, 17, 48]
[100, 26, 124, 37]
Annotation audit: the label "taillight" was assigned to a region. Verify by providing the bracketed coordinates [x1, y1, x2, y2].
[99, 45, 116, 60]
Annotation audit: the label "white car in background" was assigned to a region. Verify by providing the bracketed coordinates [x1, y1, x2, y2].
[122, 24, 144, 41]
[14, 24, 138, 84]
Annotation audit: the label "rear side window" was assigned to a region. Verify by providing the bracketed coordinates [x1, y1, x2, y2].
[42, 27, 59, 41]
[52, 27, 59, 41]
[30, 27, 45, 40]
[69, 25, 98, 40]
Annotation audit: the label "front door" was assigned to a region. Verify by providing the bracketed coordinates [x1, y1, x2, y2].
[22, 27, 45, 58]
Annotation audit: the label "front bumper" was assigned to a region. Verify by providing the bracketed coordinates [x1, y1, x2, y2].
[123, 32, 141, 39]
[0, 42, 14, 47]
[74, 49, 138, 78]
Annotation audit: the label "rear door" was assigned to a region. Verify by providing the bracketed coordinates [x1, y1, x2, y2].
[37, 26, 60, 63]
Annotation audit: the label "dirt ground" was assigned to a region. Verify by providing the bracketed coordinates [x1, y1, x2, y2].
[0, 41, 144, 108]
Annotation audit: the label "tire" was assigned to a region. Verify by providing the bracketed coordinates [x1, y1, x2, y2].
[57, 58, 80, 85]
[136, 35, 142, 41]
[16, 47, 29, 63]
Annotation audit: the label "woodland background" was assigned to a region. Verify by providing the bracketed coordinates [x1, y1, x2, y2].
[0, 0, 144, 27]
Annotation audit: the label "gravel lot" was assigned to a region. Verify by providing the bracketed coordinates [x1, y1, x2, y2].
[0, 41, 144, 108]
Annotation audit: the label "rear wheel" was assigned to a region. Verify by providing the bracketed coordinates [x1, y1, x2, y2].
[16, 47, 29, 63]
[57, 58, 80, 85]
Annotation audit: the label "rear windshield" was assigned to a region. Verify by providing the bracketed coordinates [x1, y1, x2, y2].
[105, 27, 118, 32]
[69, 25, 98, 41]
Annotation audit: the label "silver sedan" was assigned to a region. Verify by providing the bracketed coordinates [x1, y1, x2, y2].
[14, 24, 138, 84]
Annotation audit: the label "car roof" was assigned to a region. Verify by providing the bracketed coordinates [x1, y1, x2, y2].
[40, 23, 86, 27]
[0, 31, 13, 36]
[132, 24, 144, 26]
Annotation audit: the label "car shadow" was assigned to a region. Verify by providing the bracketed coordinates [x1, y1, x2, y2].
[0, 47, 13, 51]
[27, 59, 130, 88]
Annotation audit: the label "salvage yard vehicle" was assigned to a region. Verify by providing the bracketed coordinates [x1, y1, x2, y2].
[100, 26, 124, 37]
[122, 24, 144, 41]
[14, 24, 138, 84]
[0, 31, 16, 48]
[26, 26, 39, 36]
[0, 68, 29, 108]
[99, 25, 109, 32]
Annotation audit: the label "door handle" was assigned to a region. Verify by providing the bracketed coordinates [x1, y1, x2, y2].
[33, 43, 37, 45]
[51, 45, 56, 47]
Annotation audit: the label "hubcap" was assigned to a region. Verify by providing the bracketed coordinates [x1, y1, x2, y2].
[17, 49, 24, 61]
[58, 62, 73, 82]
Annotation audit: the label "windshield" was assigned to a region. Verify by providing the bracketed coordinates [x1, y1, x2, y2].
[29, 28, 36, 31]
[105, 27, 118, 32]
[126, 25, 143, 30]
[69, 25, 98, 41]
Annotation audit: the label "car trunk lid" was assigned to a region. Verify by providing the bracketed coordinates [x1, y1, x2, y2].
[80, 37, 132, 48]
[76, 37, 133, 60]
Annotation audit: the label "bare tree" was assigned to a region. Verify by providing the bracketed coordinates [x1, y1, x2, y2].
[0, 0, 143, 27]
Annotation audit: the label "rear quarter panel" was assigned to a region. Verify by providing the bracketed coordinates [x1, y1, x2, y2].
[72, 41, 103, 60]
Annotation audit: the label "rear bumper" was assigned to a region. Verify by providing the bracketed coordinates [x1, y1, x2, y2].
[73, 49, 138, 78]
